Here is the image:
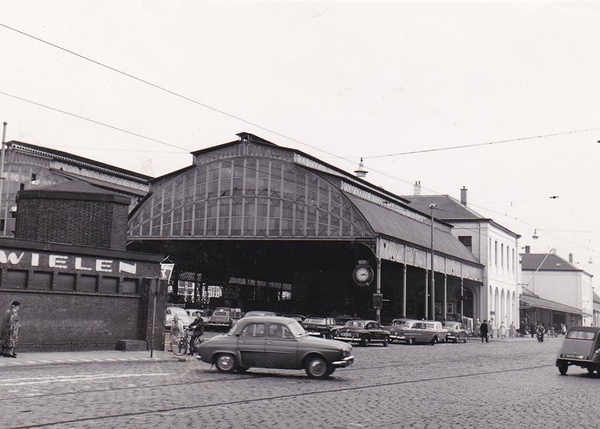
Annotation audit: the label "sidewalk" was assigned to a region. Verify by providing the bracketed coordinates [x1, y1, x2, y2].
[0, 349, 184, 368]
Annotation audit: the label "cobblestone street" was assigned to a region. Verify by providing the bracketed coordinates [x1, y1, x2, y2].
[1, 336, 598, 429]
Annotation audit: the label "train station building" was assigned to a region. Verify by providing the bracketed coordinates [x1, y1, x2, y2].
[127, 132, 485, 324]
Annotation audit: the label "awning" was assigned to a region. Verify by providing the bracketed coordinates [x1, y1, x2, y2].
[520, 295, 582, 315]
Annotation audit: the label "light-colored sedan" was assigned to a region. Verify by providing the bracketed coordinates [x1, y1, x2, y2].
[165, 307, 194, 330]
[398, 320, 448, 345]
[196, 316, 354, 378]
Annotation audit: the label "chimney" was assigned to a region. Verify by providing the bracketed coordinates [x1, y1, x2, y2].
[414, 181, 421, 196]
[569, 253, 573, 263]
[524, 246, 530, 254]
[460, 186, 468, 206]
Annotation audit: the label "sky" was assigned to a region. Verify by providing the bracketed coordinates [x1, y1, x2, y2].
[0, 1, 599, 282]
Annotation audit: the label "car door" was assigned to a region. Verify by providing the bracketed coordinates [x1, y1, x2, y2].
[366, 322, 383, 342]
[263, 323, 299, 369]
[238, 323, 266, 367]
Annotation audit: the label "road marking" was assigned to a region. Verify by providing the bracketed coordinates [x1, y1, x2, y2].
[0, 372, 174, 387]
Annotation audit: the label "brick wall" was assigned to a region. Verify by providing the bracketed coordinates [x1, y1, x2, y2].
[16, 198, 128, 250]
[0, 239, 166, 352]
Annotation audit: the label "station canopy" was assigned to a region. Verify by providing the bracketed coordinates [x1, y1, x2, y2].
[128, 133, 483, 281]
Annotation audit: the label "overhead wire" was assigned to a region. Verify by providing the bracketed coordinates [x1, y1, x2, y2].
[0, 21, 357, 169]
[1, 21, 597, 260]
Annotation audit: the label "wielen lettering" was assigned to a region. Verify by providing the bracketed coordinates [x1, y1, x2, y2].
[0, 250, 137, 275]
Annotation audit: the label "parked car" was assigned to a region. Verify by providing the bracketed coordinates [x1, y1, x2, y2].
[333, 319, 390, 347]
[397, 320, 447, 345]
[282, 314, 306, 322]
[442, 321, 468, 343]
[165, 306, 195, 331]
[195, 316, 354, 378]
[385, 318, 418, 343]
[333, 314, 359, 332]
[186, 309, 209, 323]
[206, 308, 242, 331]
[244, 311, 277, 318]
[302, 317, 337, 338]
[556, 326, 600, 375]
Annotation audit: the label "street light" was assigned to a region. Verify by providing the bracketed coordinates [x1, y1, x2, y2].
[429, 203, 436, 320]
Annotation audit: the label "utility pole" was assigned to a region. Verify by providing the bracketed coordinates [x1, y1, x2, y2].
[0, 122, 7, 236]
[429, 204, 436, 320]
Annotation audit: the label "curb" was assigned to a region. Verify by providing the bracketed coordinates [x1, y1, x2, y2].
[0, 354, 180, 368]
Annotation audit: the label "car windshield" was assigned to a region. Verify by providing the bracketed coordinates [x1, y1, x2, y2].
[566, 330, 596, 340]
[304, 318, 326, 324]
[212, 311, 228, 317]
[344, 321, 365, 329]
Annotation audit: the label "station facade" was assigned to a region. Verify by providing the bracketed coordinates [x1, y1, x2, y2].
[127, 132, 484, 324]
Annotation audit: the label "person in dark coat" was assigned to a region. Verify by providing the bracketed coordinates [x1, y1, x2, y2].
[480, 319, 489, 343]
[188, 314, 204, 355]
[1, 301, 21, 358]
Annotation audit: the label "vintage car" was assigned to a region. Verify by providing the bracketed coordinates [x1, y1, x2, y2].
[442, 321, 469, 343]
[398, 320, 448, 345]
[205, 308, 242, 331]
[165, 306, 194, 331]
[186, 309, 209, 323]
[333, 319, 390, 347]
[385, 318, 418, 343]
[244, 311, 277, 318]
[302, 317, 337, 338]
[195, 316, 354, 378]
[556, 326, 600, 375]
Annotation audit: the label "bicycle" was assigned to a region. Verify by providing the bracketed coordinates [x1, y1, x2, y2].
[170, 329, 203, 356]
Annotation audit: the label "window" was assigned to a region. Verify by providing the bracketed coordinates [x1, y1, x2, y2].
[501, 244, 504, 268]
[241, 323, 266, 338]
[458, 236, 472, 252]
[494, 241, 498, 265]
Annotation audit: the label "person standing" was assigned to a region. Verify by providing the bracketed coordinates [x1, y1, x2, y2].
[509, 322, 516, 338]
[480, 319, 489, 343]
[1, 301, 21, 358]
[499, 322, 506, 339]
[475, 319, 481, 337]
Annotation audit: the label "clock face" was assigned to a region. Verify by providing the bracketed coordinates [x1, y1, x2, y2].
[354, 266, 371, 283]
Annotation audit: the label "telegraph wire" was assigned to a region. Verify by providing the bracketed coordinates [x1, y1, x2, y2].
[0, 21, 356, 169]
[362, 127, 600, 159]
[1, 22, 597, 259]
[0, 90, 190, 152]
[3, 86, 596, 258]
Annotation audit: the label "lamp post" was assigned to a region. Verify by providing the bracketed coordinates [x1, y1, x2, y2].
[427, 203, 436, 320]
[0, 122, 7, 236]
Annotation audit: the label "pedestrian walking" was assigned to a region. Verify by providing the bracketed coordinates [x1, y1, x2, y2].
[561, 324, 567, 335]
[1, 301, 21, 358]
[509, 322, 516, 338]
[500, 322, 506, 339]
[480, 319, 489, 343]
[475, 319, 481, 337]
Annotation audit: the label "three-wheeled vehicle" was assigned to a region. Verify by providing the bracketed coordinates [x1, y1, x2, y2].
[555, 326, 600, 375]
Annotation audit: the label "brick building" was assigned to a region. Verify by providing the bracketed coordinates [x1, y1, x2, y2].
[0, 181, 166, 352]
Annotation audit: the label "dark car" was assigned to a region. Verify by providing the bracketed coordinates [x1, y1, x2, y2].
[333, 319, 390, 347]
[442, 321, 469, 343]
[556, 326, 600, 375]
[195, 316, 354, 379]
[302, 317, 336, 339]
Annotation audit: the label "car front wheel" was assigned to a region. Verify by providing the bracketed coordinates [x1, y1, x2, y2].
[305, 355, 330, 379]
[215, 353, 236, 373]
